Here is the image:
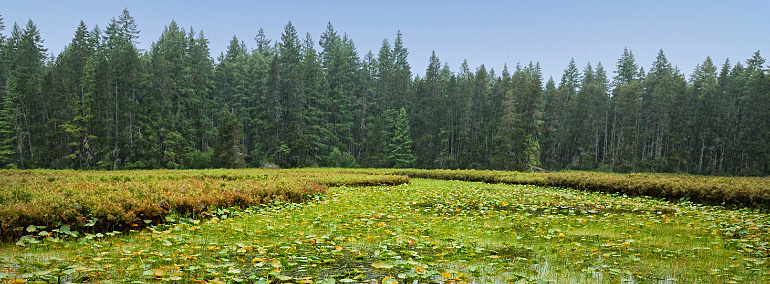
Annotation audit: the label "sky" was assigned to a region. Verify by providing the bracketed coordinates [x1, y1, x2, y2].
[1, 0, 769, 81]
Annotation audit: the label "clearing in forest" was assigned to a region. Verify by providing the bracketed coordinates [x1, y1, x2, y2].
[1, 170, 769, 283]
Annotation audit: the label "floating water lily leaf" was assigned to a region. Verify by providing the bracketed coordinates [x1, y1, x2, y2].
[382, 277, 398, 284]
[296, 278, 313, 284]
[153, 269, 166, 278]
[371, 261, 394, 269]
[85, 218, 98, 227]
[275, 275, 293, 281]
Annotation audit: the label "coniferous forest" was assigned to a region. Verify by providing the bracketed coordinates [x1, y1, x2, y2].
[0, 10, 768, 175]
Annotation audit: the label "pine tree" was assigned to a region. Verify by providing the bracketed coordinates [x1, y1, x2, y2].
[738, 51, 770, 175]
[412, 51, 441, 168]
[689, 56, 719, 174]
[301, 32, 331, 166]
[212, 112, 245, 168]
[492, 63, 542, 170]
[361, 38, 395, 167]
[279, 21, 307, 167]
[254, 27, 274, 58]
[60, 55, 98, 168]
[0, 12, 7, 94]
[556, 59, 581, 168]
[391, 31, 411, 113]
[187, 28, 216, 168]
[0, 21, 47, 168]
[610, 49, 642, 172]
[540, 76, 558, 168]
[390, 108, 414, 168]
[320, 23, 360, 156]
[245, 42, 269, 166]
[102, 8, 141, 169]
[260, 55, 283, 165]
[375, 39, 393, 112]
[216, 35, 253, 165]
[594, 63, 611, 168]
[147, 20, 200, 168]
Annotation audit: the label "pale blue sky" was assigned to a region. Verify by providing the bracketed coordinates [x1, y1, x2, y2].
[2, 0, 768, 81]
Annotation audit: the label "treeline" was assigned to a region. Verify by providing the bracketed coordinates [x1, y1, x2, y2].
[0, 10, 768, 175]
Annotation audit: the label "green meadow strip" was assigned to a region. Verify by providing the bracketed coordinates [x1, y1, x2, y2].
[344, 169, 770, 209]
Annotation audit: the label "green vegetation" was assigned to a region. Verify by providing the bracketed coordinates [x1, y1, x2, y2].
[1, 169, 769, 283]
[0, 169, 408, 241]
[1, 10, 769, 175]
[346, 169, 770, 209]
[0, 7, 769, 282]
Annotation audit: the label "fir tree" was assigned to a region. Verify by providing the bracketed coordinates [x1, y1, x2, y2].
[212, 112, 245, 168]
[390, 108, 414, 168]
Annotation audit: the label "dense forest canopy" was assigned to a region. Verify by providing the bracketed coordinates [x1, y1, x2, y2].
[0, 10, 768, 175]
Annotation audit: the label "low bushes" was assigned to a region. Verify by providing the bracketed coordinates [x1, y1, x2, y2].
[351, 169, 770, 209]
[0, 169, 408, 241]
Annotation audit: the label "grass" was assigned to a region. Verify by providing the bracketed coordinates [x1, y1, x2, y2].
[1, 169, 769, 283]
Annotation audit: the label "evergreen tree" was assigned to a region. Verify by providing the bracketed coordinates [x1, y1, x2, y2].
[435, 63, 457, 169]
[186, 28, 217, 164]
[301, 32, 331, 166]
[260, 53, 283, 165]
[390, 108, 414, 168]
[53, 21, 95, 168]
[59, 56, 98, 168]
[212, 112, 245, 168]
[456, 59, 475, 168]
[556, 59, 581, 168]
[412, 51, 441, 168]
[354, 50, 376, 165]
[278, 21, 307, 167]
[320, 23, 360, 155]
[0, 12, 7, 94]
[594, 63, 611, 168]
[737, 51, 770, 175]
[391, 31, 411, 113]
[361, 38, 395, 167]
[148, 21, 191, 168]
[0, 21, 47, 168]
[0, 14, 768, 175]
[216, 35, 254, 165]
[610, 49, 642, 172]
[492, 63, 542, 170]
[102, 8, 141, 169]
[689, 56, 719, 174]
[539, 76, 558, 169]
[254, 27, 275, 58]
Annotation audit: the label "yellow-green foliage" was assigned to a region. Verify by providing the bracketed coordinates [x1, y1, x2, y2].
[0, 169, 408, 241]
[3, 178, 768, 283]
[343, 169, 770, 208]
